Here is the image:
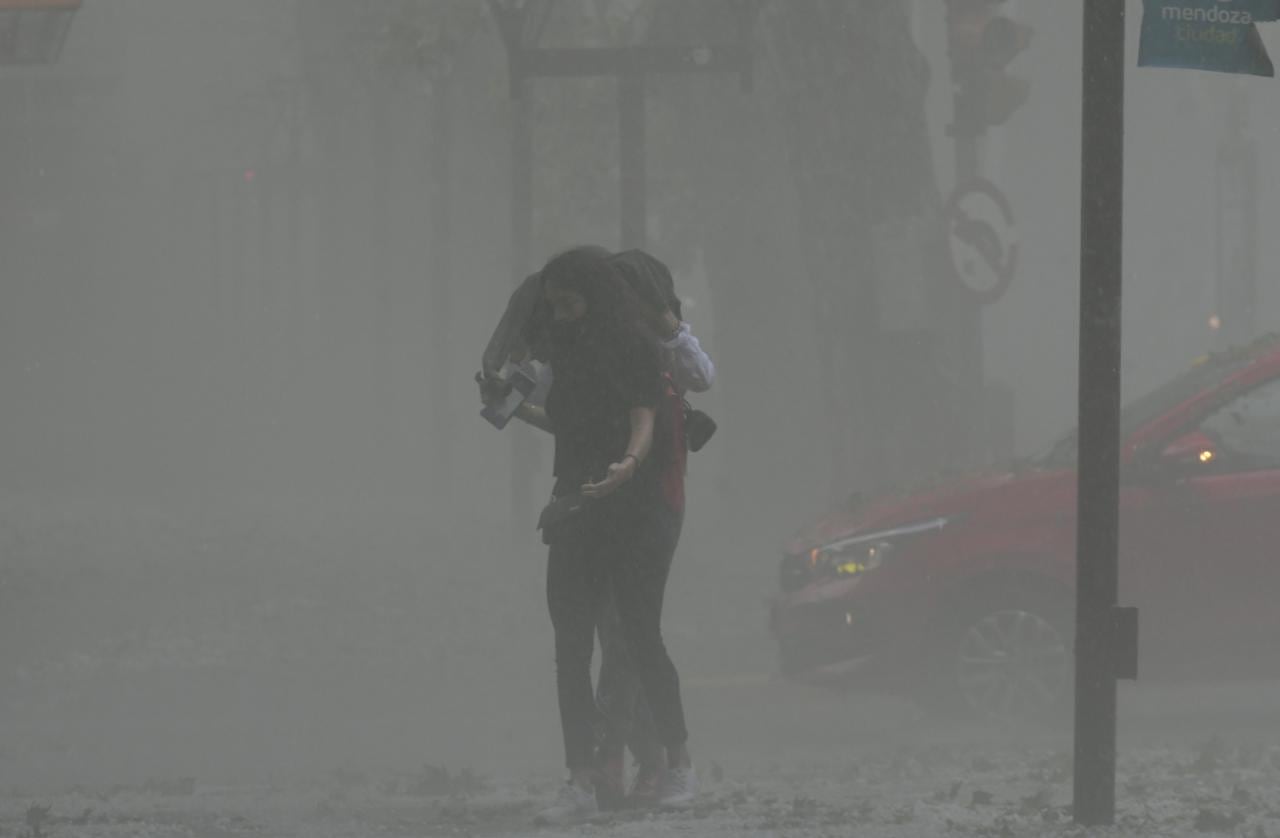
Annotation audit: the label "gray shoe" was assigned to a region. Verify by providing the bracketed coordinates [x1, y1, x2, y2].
[535, 781, 598, 824]
[657, 764, 699, 809]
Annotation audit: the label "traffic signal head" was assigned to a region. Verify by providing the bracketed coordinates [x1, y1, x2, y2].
[954, 70, 1029, 132]
[981, 14, 1033, 69]
[946, 0, 1032, 136]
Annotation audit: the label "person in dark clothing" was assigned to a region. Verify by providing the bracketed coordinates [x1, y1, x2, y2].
[480, 243, 614, 376]
[478, 248, 711, 810]
[592, 249, 711, 806]
[610, 250, 715, 393]
[509, 247, 699, 822]
[480, 248, 713, 392]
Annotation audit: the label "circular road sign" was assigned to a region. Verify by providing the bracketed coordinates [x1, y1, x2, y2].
[946, 178, 1018, 305]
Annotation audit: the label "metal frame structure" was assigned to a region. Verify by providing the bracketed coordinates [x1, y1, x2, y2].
[0, 0, 80, 66]
[487, 0, 757, 251]
[487, 0, 758, 525]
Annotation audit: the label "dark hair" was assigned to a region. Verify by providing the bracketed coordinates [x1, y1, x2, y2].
[521, 246, 604, 354]
[538, 246, 658, 369]
[609, 249, 682, 321]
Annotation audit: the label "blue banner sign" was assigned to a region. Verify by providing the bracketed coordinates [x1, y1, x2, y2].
[1139, 0, 1278, 76]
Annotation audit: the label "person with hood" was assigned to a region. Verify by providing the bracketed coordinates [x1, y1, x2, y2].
[478, 249, 713, 401]
[500, 247, 700, 823]
[478, 247, 713, 814]
[588, 249, 712, 808]
[608, 249, 715, 396]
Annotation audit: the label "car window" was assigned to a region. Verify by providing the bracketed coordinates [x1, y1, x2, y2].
[1037, 353, 1256, 468]
[1200, 377, 1280, 471]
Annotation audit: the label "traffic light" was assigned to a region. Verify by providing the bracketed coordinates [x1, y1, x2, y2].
[946, 0, 1033, 137]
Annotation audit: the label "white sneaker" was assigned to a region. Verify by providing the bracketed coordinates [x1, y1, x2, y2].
[657, 764, 699, 809]
[535, 781, 598, 824]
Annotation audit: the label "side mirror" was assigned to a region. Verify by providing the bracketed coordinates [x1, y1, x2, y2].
[1160, 430, 1219, 471]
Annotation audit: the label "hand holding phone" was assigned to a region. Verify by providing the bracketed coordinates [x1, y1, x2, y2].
[479, 365, 537, 430]
[476, 372, 508, 403]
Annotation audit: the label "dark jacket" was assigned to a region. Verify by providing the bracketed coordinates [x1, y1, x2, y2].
[480, 249, 680, 377]
[480, 272, 544, 378]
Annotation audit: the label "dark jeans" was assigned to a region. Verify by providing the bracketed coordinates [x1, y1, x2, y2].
[594, 508, 683, 769]
[546, 501, 687, 772]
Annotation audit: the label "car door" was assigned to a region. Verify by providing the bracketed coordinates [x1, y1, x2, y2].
[1120, 475, 1212, 678]
[1124, 376, 1280, 679]
[1182, 376, 1280, 674]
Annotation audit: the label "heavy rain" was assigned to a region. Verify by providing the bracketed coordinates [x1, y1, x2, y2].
[3, 1, 1280, 835]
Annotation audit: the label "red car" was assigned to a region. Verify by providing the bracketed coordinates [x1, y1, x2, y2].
[770, 335, 1280, 719]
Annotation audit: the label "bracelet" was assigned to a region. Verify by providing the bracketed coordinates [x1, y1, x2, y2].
[621, 453, 641, 469]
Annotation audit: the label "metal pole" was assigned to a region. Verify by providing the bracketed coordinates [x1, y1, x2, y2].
[372, 84, 393, 346]
[1214, 85, 1257, 351]
[955, 134, 980, 184]
[210, 174, 223, 315]
[288, 89, 303, 323]
[1074, 0, 1125, 827]
[257, 167, 277, 364]
[618, 70, 647, 250]
[430, 74, 456, 486]
[510, 78, 537, 534]
[232, 173, 246, 326]
[948, 22, 989, 472]
[955, 129, 984, 467]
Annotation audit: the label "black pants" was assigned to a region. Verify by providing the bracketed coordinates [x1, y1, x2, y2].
[546, 501, 686, 772]
[593, 507, 682, 768]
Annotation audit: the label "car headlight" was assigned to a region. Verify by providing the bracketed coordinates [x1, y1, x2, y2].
[808, 517, 951, 579]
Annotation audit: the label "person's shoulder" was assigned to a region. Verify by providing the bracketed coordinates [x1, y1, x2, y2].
[615, 325, 661, 362]
[516, 272, 543, 295]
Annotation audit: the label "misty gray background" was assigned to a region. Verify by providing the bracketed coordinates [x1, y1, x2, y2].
[2, 0, 1278, 794]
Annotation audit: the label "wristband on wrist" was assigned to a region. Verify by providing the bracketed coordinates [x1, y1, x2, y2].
[621, 453, 640, 469]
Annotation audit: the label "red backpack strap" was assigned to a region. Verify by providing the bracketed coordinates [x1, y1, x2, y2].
[658, 372, 686, 511]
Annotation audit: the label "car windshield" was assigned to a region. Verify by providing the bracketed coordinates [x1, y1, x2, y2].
[1037, 351, 1259, 468]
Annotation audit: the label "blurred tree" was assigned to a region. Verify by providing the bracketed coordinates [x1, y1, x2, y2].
[376, 0, 488, 80]
[644, 0, 951, 497]
[298, 0, 952, 501]
[297, 0, 491, 484]
[374, 0, 490, 480]
[759, 0, 952, 493]
[641, 2, 806, 520]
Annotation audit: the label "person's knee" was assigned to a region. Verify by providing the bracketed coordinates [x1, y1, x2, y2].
[623, 628, 671, 671]
[597, 627, 633, 663]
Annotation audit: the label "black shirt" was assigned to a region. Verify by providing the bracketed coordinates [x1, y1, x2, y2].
[544, 329, 665, 501]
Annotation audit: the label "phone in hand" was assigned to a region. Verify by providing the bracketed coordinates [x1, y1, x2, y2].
[479, 366, 538, 430]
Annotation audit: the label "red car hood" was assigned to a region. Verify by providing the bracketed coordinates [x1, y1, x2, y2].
[786, 469, 1031, 554]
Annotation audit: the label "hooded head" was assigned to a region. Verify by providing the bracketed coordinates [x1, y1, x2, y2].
[609, 249, 682, 321]
[537, 246, 653, 366]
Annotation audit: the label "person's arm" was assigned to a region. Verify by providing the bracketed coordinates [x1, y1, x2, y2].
[480, 273, 542, 378]
[527, 362, 553, 408]
[513, 402, 553, 434]
[662, 321, 716, 393]
[581, 406, 654, 498]
[622, 405, 654, 464]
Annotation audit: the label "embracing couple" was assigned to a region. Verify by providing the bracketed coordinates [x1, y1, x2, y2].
[479, 246, 715, 823]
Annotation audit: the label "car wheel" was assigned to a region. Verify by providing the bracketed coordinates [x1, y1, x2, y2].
[936, 592, 1073, 723]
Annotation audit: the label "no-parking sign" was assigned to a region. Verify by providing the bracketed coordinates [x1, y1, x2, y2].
[945, 178, 1018, 305]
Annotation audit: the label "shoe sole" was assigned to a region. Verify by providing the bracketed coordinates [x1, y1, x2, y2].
[624, 797, 660, 810]
[532, 809, 599, 827]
